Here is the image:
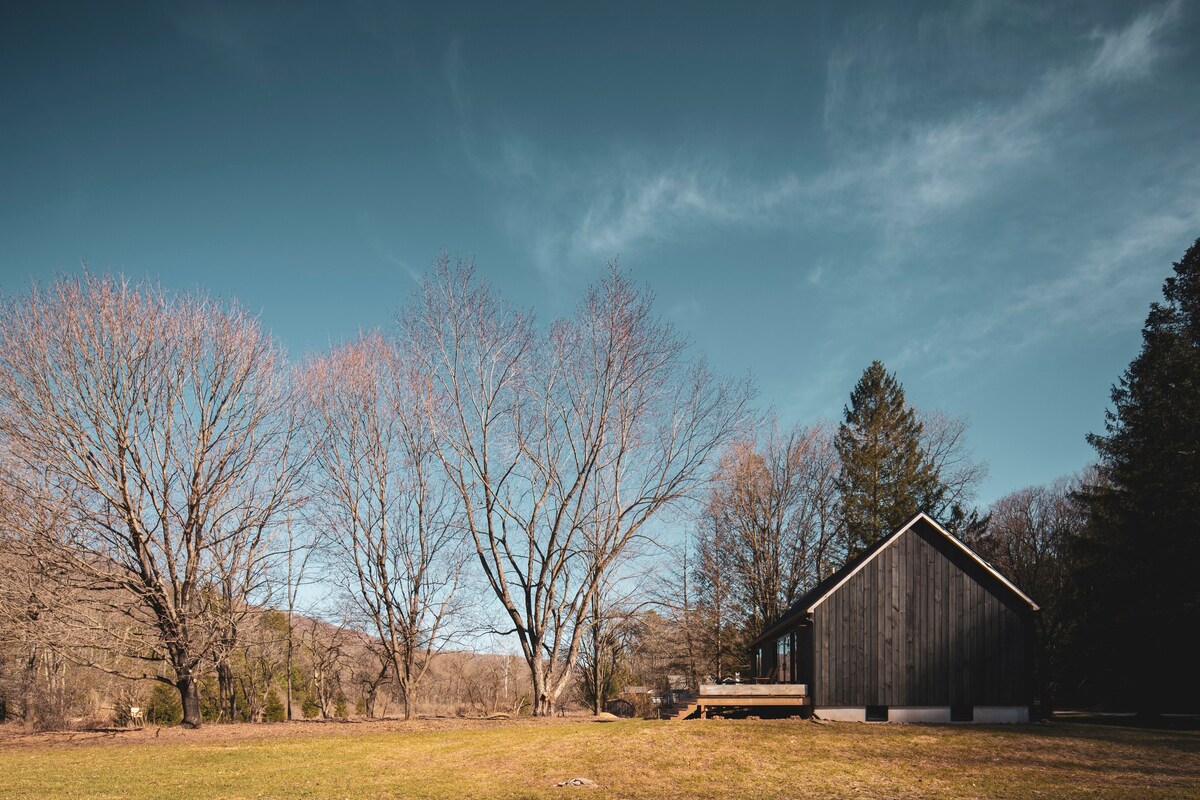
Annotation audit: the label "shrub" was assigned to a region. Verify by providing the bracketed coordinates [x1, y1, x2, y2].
[301, 696, 321, 719]
[263, 690, 286, 723]
[199, 677, 224, 722]
[145, 683, 183, 725]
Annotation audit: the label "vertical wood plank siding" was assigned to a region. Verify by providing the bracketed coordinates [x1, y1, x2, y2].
[811, 519, 1031, 707]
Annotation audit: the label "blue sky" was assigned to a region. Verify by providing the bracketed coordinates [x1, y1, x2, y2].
[2, 0, 1198, 508]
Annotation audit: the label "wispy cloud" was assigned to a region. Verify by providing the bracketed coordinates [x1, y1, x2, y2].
[497, 158, 801, 281]
[438, 36, 799, 280]
[815, 1, 1182, 240]
[1012, 200, 1200, 333]
[894, 171, 1200, 377]
[450, 1, 1185, 302]
[817, 1, 1193, 379]
[1086, 0, 1179, 83]
[570, 166, 798, 260]
[441, 38, 542, 186]
[357, 212, 423, 285]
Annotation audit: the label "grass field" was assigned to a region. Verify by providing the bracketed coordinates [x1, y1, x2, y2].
[3, 716, 1198, 799]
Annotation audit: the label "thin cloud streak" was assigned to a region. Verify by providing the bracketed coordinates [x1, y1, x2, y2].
[894, 182, 1200, 378]
[571, 168, 799, 260]
[1086, 0, 1180, 83]
[500, 159, 802, 282]
[813, 0, 1181, 239]
[490, 2, 1181, 283]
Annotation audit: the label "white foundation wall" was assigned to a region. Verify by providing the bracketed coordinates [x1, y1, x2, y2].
[888, 707, 951, 723]
[973, 706, 1029, 723]
[814, 706, 1029, 723]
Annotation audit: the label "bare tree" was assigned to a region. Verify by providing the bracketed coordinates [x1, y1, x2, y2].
[0, 274, 303, 727]
[691, 512, 747, 680]
[918, 409, 989, 532]
[210, 508, 284, 723]
[576, 603, 628, 715]
[576, 579, 646, 716]
[704, 421, 844, 640]
[674, 534, 702, 690]
[0, 457, 75, 728]
[447, 652, 529, 717]
[402, 259, 750, 715]
[299, 616, 349, 718]
[350, 644, 392, 719]
[301, 332, 467, 720]
[278, 513, 317, 721]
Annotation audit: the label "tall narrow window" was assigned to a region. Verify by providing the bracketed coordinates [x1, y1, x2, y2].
[776, 636, 791, 683]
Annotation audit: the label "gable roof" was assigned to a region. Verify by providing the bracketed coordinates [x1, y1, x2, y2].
[749, 512, 1039, 649]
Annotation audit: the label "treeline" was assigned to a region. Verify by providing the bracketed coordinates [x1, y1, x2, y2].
[0, 259, 750, 728]
[2, 238, 1198, 729]
[963, 238, 1200, 718]
[676, 238, 1200, 720]
[678, 377, 986, 685]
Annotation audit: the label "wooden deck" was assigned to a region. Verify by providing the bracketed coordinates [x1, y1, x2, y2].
[694, 683, 809, 718]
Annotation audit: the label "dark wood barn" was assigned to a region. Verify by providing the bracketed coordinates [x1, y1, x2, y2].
[746, 513, 1038, 723]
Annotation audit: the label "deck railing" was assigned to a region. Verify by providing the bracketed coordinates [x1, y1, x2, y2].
[699, 683, 808, 697]
[694, 682, 809, 717]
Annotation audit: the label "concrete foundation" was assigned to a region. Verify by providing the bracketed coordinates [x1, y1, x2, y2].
[888, 706, 952, 723]
[814, 706, 1029, 724]
[973, 706, 1029, 723]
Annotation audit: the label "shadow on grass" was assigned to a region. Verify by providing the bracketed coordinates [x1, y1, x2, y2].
[1052, 711, 1200, 731]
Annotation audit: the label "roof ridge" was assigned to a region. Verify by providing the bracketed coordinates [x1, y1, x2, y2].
[749, 512, 1038, 648]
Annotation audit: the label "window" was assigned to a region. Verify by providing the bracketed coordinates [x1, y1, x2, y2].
[866, 705, 889, 722]
[776, 636, 791, 682]
[951, 704, 974, 722]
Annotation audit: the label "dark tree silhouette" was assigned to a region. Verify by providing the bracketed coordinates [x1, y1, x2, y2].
[1078, 237, 1200, 717]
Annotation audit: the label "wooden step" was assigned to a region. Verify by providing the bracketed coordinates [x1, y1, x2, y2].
[662, 703, 699, 720]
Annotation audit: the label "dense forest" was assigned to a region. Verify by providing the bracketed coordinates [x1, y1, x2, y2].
[1, 240, 1197, 729]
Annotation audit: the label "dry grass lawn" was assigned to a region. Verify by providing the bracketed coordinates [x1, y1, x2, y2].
[2, 716, 1197, 799]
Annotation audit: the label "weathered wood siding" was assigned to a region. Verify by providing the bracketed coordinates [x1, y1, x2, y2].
[811, 519, 1031, 707]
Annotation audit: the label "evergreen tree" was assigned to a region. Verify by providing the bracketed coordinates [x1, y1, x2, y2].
[1078, 237, 1200, 717]
[836, 361, 941, 553]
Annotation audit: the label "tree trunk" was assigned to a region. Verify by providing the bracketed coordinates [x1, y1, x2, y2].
[587, 598, 600, 716]
[177, 673, 203, 729]
[285, 612, 294, 722]
[530, 660, 552, 717]
[534, 674, 558, 717]
[394, 655, 412, 720]
[364, 686, 376, 719]
[21, 648, 37, 730]
[218, 659, 235, 723]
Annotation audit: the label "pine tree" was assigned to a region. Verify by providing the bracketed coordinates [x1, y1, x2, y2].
[1078, 237, 1200, 717]
[836, 361, 941, 553]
